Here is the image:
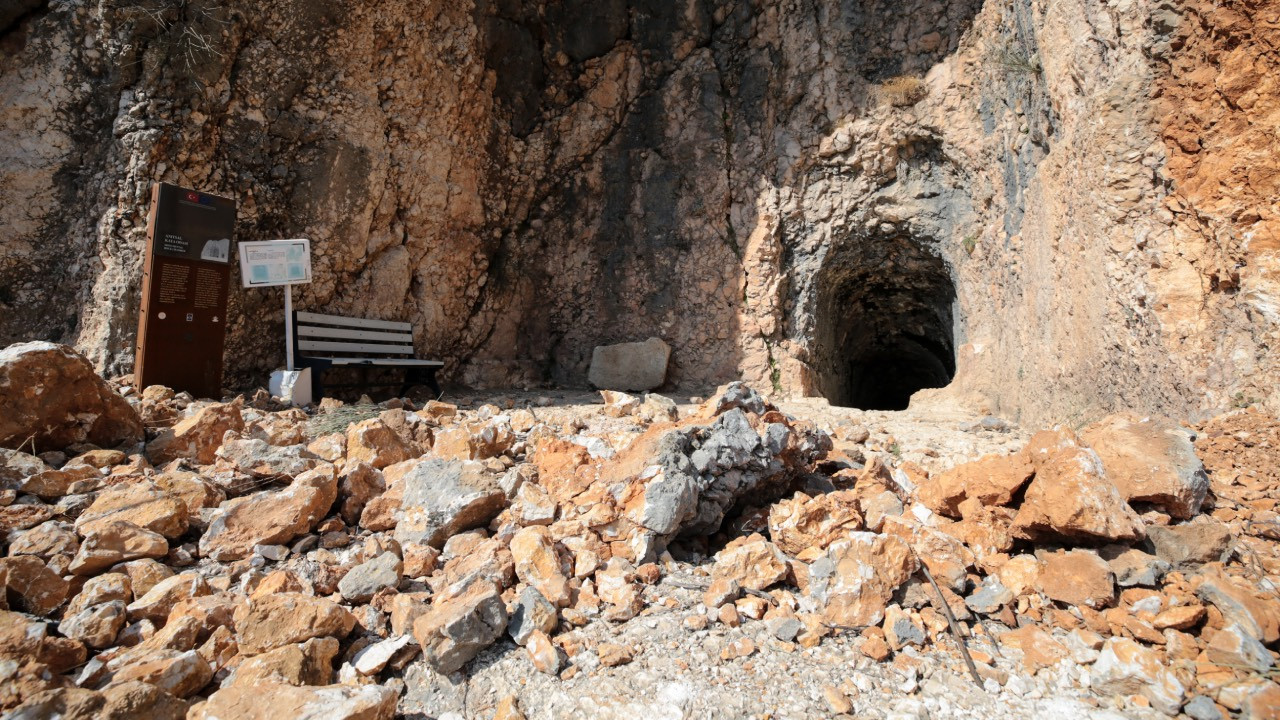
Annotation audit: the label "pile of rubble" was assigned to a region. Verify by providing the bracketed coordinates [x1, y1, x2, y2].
[0, 341, 1278, 719]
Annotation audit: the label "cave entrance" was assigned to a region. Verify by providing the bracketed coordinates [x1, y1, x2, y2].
[812, 232, 956, 410]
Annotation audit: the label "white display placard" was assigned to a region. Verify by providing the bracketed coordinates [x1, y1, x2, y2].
[238, 239, 312, 288]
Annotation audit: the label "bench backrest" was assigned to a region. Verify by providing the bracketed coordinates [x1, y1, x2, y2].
[293, 311, 415, 358]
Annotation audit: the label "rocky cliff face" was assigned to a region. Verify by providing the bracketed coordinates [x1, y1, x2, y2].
[2, 0, 1276, 424]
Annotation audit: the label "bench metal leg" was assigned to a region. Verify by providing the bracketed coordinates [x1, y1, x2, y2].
[401, 367, 442, 400]
[310, 367, 326, 402]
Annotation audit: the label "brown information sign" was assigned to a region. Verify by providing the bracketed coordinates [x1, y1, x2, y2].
[134, 183, 236, 399]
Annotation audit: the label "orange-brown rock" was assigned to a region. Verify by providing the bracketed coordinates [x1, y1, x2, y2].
[20, 463, 102, 499]
[881, 517, 974, 592]
[8, 521, 78, 562]
[0, 342, 143, 451]
[70, 521, 168, 576]
[1195, 568, 1280, 644]
[146, 401, 244, 465]
[1000, 625, 1069, 672]
[1020, 428, 1081, 469]
[188, 682, 397, 720]
[712, 533, 789, 592]
[99, 681, 187, 720]
[432, 419, 515, 461]
[57, 601, 125, 649]
[918, 453, 1033, 517]
[1036, 549, 1116, 609]
[1153, 604, 1206, 631]
[75, 483, 189, 539]
[127, 572, 210, 623]
[111, 649, 213, 698]
[236, 593, 355, 655]
[597, 641, 634, 666]
[0, 610, 49, 662]
[994, 554, 1042, 597]
[1012, 447, 1145, 542]
[151, 470, 226, 518]
[510, 526, 572, 607]
[767, 490, 863, 555]
[807, 532, 919, 627]
[337, 462, 385, 526]
[345, 418, 415, 469]
[0, 504, 56, 533]
[228, 636, 340, 687]
[526, 630, 561, 674]
[198, 466, 337, 561]
[116, 559, 174, 598]
[167, 593, 243, 640]
[0, 555, 68, 615]
[1082, 413, 1209, 519]
[4, 686, 102, 720]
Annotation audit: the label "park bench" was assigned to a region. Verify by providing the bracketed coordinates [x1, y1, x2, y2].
[291, 311, 442, 400]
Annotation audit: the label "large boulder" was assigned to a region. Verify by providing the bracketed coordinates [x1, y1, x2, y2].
[0, 342, 142, 451]
[588, 337, 671, 391]
[199, 466, 337, 561]
[391, 459, 507, 549]
[1081, 413, 1209, 519]
[1011, 446, 1145, 543]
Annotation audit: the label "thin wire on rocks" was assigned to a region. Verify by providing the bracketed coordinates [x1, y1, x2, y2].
[915, 551, 985, 690]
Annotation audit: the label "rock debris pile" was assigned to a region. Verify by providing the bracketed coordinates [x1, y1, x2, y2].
[1, 343, 1278, 719]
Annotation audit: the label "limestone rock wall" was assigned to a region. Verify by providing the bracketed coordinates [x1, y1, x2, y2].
[1, 0, 1276, 425]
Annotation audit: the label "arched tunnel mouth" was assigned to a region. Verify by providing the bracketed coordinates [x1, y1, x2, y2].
[812, 232, 957, 411]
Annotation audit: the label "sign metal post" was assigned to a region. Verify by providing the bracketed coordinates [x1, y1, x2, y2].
[238, 239, 313, 404]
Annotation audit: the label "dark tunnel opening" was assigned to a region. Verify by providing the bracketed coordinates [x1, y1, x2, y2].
[812, 232, 957, 410]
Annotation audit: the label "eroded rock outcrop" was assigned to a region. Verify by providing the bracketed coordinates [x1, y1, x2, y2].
[3, 0, 1275, 427]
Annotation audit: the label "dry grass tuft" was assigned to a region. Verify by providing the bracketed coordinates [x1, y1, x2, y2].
[876, 75, 927, 107]
[306, 403, 382, 438]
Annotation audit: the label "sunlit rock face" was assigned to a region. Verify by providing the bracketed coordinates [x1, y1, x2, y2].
[2, 0, 1276, 423]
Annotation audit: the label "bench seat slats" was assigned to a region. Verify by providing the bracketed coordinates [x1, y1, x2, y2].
[300, 356, 444, 367]
[295, 311, 411, 332]
[297, 326, 413, 343]
[298, 339, 414, 354]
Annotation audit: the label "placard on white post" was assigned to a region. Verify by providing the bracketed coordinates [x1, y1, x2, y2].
[238, 239, 314, 405]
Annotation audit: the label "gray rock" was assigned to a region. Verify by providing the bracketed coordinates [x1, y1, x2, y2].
[1147, 521, 1232, 569]
[338, 551, 403, 603]
[417, 578, 508, 674]
[588, 337, 671, 391]
[965, 577, 1013, 615]
[215, 438, 320, 478]
[1183, 695, 1223, 720]
[507, 586, 558, 646]
[769, 617, 803, 642]
[631, 469, 697, 535]
[0, 449, 47, 488]
[639, 393, 679, 422]
[705, 382, 771, 417]
[392, 459, 507, 549]
[499, 464, 534, 499]
[1100, 545, 1170, 587]
[58, 600, 127, 649]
